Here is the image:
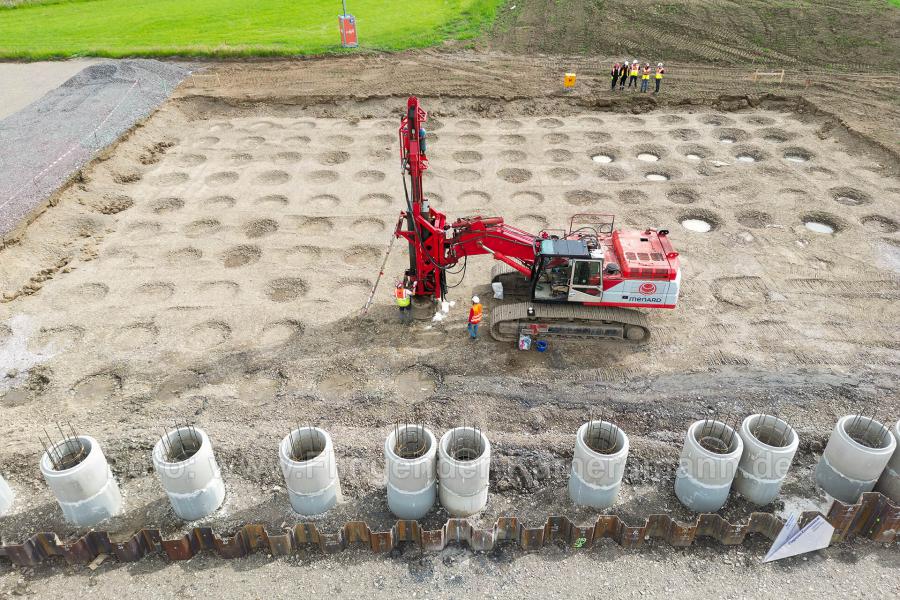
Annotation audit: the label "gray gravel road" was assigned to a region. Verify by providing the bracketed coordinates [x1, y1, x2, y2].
[0, 59, 189, 240]
[0, 542, 897, 599]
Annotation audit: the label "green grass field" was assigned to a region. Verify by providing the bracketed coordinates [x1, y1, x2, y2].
[0, 0, 503, 59]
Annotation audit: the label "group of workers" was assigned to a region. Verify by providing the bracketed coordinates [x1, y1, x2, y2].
[395, 280, 483, 340]
[610, 60, 666, 94]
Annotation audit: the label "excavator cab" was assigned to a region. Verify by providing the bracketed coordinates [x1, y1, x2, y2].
[532, 239, 604, 303]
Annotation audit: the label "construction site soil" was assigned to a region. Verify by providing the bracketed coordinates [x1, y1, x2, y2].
[487, 0, 900, 72]
[1, 52, 898, 595]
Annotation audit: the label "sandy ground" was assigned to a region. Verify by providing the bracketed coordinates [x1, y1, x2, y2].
[0, 53, 898, 592]
[0, 60, 103, 119]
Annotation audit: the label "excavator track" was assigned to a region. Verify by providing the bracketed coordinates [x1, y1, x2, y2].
[490, 263, 532, 297]
[489, 302, 652, 343]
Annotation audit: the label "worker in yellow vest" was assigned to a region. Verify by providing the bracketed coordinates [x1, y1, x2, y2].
[640, 63, 651, 92]
[628, 60, 639, 89]
[654, 63, 666, 94]
[618, 59, 629, 90]
[395, 281, 411, 322]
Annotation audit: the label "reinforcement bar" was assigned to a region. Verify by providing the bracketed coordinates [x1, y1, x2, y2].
[1, 493, 896, 566]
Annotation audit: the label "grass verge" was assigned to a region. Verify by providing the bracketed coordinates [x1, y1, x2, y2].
[0, 0, 505, 59]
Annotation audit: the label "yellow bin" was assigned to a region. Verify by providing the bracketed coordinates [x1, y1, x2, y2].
[563, 73, 577, 88]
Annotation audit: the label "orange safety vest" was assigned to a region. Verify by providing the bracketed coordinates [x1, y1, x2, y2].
[656, 68, 665, 79]
[630, 65, 639, 76]
[642, 68, 651, 80]
[468, 304, 483, 324]
[395, 287, 410, 307]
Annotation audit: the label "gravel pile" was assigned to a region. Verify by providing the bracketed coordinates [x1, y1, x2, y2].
[0, 59, 190, 239]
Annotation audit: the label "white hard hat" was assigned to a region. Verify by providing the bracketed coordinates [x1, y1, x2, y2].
[658, 62, 663, 67]
[472, 295, 480, 303]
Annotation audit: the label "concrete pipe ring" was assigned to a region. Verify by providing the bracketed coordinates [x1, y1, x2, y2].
[438, 427, 491, 517]
[674, 419, 743, 513]
[279, 427, 341, 516]
[152, 426, 226, 521]
[568, 420, 629, 509]
[876, 419, 900, 503]
[733, 414, 798, 506]
[384, 424, 437, 519]
[0, 474, 13, 516]
[39, 435, 123, 527]
[816, 415, 897, 503]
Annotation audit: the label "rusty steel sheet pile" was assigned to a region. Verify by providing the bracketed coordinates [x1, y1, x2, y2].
[0, 493, 896, 566]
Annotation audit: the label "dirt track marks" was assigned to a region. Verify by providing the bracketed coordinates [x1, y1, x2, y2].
[110, 323, 158, 351]
[351, 218, 386, 234]
[543, 132, 569, 144]
[307, 170, 339, 184]
[243, 219, 278, 239]
[186, 320, 231, 350]
[861, 215, 898, 233]
[498, 168, 532, 183]
[565, 190, 606, 206]
[453, 151, 482, 164]
[500, 150, 528, 162]
[205, 171, 239, 186]
[318, 151, 350, 165]
[184, 218, 221, 237]
[737, 210, 773, 229]
[70, 372, 122, 407]
[259, 320, 304, 347]
[265, 278, 309, 302]
[829, 187, 871, 206]
[254, 170, 290, 185]
[255, 194, 287, 207]
[9, 110, 895, 411]
[221, 245, 261, 268]
[456, 190, 492, 209]
[308, 194, 341, 209]
[135, 281, 175, 301]
[360, 193, 391, 209]
[149, 197, 184, 214]
[296, 217, 333, 235]
[125, 221, 161, 238]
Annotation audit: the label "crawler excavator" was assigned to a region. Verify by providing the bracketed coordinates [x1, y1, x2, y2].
[394, 97, 681, 343]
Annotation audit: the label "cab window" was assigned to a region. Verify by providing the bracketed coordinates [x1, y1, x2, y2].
[572, 260, 602, 287]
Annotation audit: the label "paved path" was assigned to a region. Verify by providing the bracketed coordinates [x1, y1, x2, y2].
[0, 60, 103, 119]
[0, 59, 189, 240]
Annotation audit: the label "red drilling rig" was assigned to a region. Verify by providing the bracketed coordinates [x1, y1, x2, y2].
[394, 97, 681, 342]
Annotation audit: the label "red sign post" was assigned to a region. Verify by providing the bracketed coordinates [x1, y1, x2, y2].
[339, 1, 358, 48]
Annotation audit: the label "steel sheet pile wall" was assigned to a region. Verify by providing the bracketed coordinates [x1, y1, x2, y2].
[0, 493, 896, 566]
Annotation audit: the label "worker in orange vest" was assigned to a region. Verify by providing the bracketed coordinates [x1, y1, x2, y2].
[395, 281, 411, 322]
[640, 63, 651, 92]
[654, 63, 666, 94]
[468, 295, 483, 339]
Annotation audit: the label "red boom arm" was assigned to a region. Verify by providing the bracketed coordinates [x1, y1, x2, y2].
[395, 97, 539, 301]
